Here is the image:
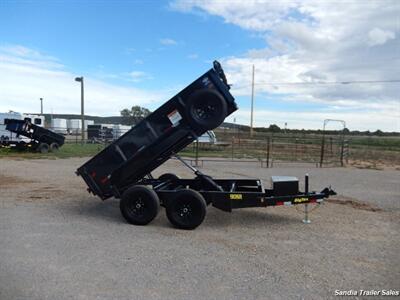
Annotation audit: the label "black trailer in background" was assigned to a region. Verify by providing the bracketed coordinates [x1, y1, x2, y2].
[77, 61, 335, 230]
[1, 119, 65, 153]
[87, 124, 115, 143]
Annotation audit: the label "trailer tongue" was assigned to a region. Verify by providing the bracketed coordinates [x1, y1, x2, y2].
[76, 61, 335, 230]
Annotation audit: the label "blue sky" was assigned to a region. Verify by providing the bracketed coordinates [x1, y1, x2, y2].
[0, 0, 399, 131]
[0, 1, 264, 86]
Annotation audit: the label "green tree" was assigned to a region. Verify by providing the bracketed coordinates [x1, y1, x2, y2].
[120, 105, 151, 125]
[374, 129, 384, 136]
[268, 124, 281, 133]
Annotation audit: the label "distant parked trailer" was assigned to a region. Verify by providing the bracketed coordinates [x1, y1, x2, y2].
[85, 120, 94, 128]
[0, 112, 44, 144]
[0, 112, 24, 143]
[22, 114, 45, 127]
[87, 124, 114, 143]
[197, 130, 217, 144]
[2, 118, 65, 153]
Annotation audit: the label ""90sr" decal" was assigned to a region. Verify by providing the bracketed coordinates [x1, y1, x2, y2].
[229, 194, 243, 200]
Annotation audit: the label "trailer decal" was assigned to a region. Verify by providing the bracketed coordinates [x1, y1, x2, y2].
[294, 197, 309, 203]
[167, 109, 182, 126]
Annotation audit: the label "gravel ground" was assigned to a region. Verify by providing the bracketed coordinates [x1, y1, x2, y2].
[0, 157, 399, 300]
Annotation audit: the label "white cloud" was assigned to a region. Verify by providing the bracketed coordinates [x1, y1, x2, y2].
[124, 47, 136, 54]
[126, 71, 152, 82]
[0, 45, 167, 116]
[226, 108, 400, 132]
[368, 28, 396, 46]
[160, 38, 177, 46]
[187, 53, 199, 59]
[172, 0, 400, 131]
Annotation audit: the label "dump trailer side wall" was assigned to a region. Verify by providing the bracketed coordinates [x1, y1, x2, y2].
[77, 66, 236, 199]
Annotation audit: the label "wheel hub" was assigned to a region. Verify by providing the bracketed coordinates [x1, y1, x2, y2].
[132, 198, 145, 214]
[180, 204, 192, 217]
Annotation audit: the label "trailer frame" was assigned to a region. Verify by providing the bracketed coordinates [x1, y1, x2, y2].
[104, 155, 335, 229]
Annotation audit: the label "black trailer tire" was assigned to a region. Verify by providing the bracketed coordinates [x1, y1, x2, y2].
[37, 143, 49, 153]
[166, 189, 206, 230]
[186, 89, 228, 130]
[120, 185, 160, 225]
[158, 173, 180, 182]
[50, 142, 60, 152]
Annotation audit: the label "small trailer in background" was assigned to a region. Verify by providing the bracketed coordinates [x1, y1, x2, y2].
[1, 118, 65, 153]
[0, 112, 44, 142]
[77, 61, 335, 230]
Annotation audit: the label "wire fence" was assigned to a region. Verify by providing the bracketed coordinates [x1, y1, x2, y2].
[182, 131, 347, 168]
[51, 126, 400, 168]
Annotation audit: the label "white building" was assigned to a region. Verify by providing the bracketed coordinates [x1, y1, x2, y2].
[67, 119, 94, 134]
[51, 118, 68, 134]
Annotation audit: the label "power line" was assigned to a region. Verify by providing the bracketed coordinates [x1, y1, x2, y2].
[233, 79, 400, 88]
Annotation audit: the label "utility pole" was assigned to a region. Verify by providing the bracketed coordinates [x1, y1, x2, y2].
[75, 76, 85, 143]
[40, 98, 43, 115]
[250, 64, 255, 137]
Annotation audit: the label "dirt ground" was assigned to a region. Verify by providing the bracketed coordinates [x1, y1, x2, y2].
[0, 157, 399, 300]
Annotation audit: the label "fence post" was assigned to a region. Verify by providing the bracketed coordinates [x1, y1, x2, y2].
[266, 137, 270, 168]
[195, 139, 199, 167]
[231, 137, 234, 161]
[319, 135, 325, 167]
[270, 136, 274, 167]
[340, 138, 349, 167]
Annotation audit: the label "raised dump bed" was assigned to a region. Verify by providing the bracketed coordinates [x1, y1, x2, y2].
[2, 118, 65, 153]
[77, 61, 236, 200]
[77, 61, 335, 230]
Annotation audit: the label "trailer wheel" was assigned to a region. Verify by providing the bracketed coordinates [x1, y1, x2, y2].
[166, 189, 206, 230]
[120, 185, 160, 225]
[37, 143, 49, 153]
[50, 142, 60, 152]
[158, 173, 180, 182]
[186, 89, 227, 130]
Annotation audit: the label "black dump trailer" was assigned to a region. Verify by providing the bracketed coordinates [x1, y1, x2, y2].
[77, 61, 335, 230]
[2, 118, 65, 153]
